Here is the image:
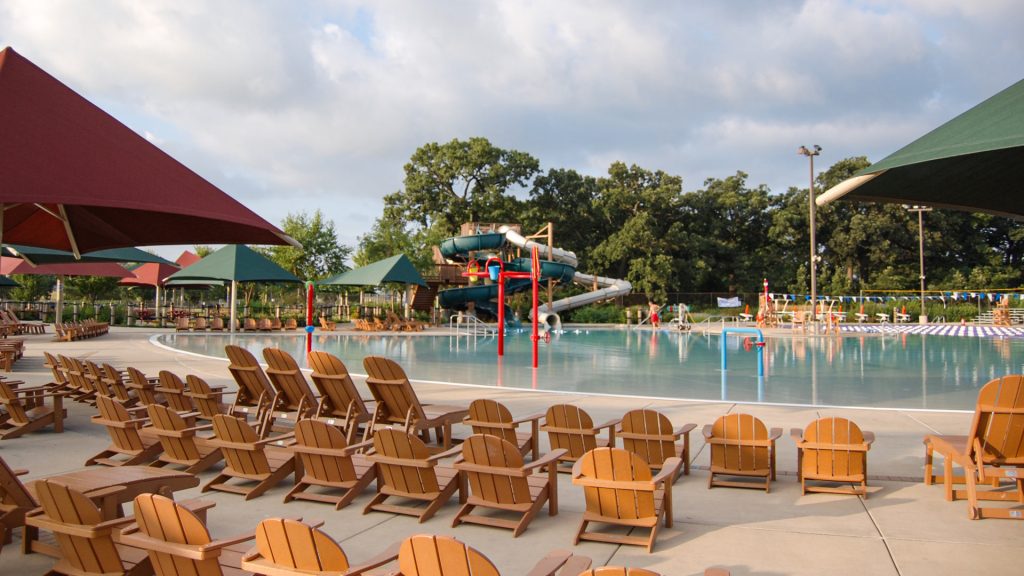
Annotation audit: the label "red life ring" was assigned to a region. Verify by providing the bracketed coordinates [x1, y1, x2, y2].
[743, 337, 753, 352]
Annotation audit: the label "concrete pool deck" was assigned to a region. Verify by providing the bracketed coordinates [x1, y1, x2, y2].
[2, 327, 1022, 575]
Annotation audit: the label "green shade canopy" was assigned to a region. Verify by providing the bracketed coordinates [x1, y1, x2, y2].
[164, 244, 301, 284]
[817, 78, 1024, 218]
[2, 244, 175, 266]
[0, 275, 18, 287]
[319, 254, 425, 287]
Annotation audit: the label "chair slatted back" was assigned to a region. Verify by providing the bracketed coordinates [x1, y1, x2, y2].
[0, 455, 36, 512]
[33, 479, 124, 575]
[84, 361, 112, 398]
[466, 399, 519, 446]
[95, 395, 147, 452]
[372, 428, 439, 496]
[307, 351, 370, 420]
[212, 414, 271, 476]
[0, 380, 29, 424]
[66, 356, 97, 396]
[126, 367, 162, 407]
[254, 518, 351, 572]
[293, 419, 357, 484]
[263, 348, 317, 412]
[225, 345, 274, 409]
[620, 410, 676, 467]
[147, 404, 202, 464]
[801, 417, 866, 479]
[708, 414, 771, 473]
[157, 371, 194, 412]
[210, 318, 225, 331]
[243, 318, 258, 331]
[132, 492, 218, 576]
[44, 351, 69, 387]
[185, 375, 226, 419]
[461, 435, 532, 505]
[194, 318, 209, 331]
[398, 534, 500, 576]
[577, 448, 655, 522]
[972, 375, 1024, 465]
[101, 364, 135, 404]
[363, 356, 425, 425]
[543, 404, 599, 459]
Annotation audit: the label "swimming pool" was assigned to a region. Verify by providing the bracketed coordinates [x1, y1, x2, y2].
[154, 329, 1024, 411]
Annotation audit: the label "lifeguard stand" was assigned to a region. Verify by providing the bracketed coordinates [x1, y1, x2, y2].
[756, 294, 777, 328]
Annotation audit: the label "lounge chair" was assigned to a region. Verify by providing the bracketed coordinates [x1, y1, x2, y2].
[43, 351, 77, 399]
[25, 480, 150, 576]
[62, 355, 99, 404]
[792, 417, 874, 497]
[125, 366, 166, 407]
[363, 428, 461, 522]
[263, 347, 319, 426]
[175, 316, 191, 331]
[202, 413, 296, 500]
[320, 316, 337, 331]
[619, 408, 696, 479]
[184, 374, 232, 420]
[541, 404, 618, 473]
[703, 413, 782, 492]
[86, 395, 162, 467]
[0, 379, 65, 440]
[284, 418, 376, 509]
[194, 317, 209, 331]
[155, 370, 195, 412]
[283, 318, 298, 330]
[464, 398, 542, 460]
[924, 375, 1024, 519]
[146, 403, 225, 474]
[395, 533, 591, 576]
[118, 493, 254, 576]
[100, 363, 140, 408]
[307, 350, 375, 444]
[225, 344, 276, 428]
[363, 356, 469, 449]
[452, 434, 564, 536]
[257, 318, 273, 331]
[571, 447, 681, 553]
[210, 317, 225, 331]
[240, 518, 400, 576]
[243, 317, 258, 331]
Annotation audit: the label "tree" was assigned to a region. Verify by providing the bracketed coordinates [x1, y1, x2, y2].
[267, 210, 351, 281]
[9, 274, 54, 302]
[193, 245, 215, 258]
[524, 168, 601, 256]
[64, 275, 122, 303]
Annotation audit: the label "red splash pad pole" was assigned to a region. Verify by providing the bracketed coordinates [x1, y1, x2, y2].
[305, 281, 314, 354]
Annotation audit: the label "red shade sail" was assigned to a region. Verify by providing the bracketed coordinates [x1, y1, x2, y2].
[119, 262, 181, 288]
[175, 251, 201, 268]
[0, 47, 298, 256]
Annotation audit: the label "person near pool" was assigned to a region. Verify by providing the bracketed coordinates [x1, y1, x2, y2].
[648, 300, 661, 328]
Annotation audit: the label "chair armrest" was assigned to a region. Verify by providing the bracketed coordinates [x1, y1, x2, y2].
[199, 531, 256, 552]
[344, 540, 402, 575]
[570, 458, 584, 479]
[863, 431, 876, 446]
[524, 549, 576, 576]
[651, 457, 682, 485]
[510, 413, 544, 425]
[342, 439, 376, 455]
[769, 427, 783, 440]
[702, 424, 714, 439]
[82, 484, 127, 500]
[427, 444, 463, 461]
[522, 449, 567, 472]
[593, 418, 621, 432]
[674, 423, 697, 436]
[790, 428, 804, 443]
[179, 498, 217, 516]
[254, 432, 296, 446]
[13, 468, 29, 476]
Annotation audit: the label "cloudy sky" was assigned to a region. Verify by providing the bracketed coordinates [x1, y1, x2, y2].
[1, 0, 1022, 259]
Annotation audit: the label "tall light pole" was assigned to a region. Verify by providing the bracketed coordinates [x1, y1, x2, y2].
[798, 145, 821, 333]
[906, 205, 932, 323]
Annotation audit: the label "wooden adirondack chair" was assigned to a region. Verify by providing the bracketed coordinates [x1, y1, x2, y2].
[210, 317, 225, 331]
[703, 414, 782, 492]
[125, 366, 166, 408]
[203, 413, 296, 500]
[156, 370, 195, 412]
[146, 403, 225, 474]
[0, 456, 35, 554]
[86, 395, 162, 467]
[184, 374, 232, 420]
[0, 379, 65, 439]
[363, 356, 469, 449]
[319, 317, 337, 331]
[924, 375, 1024, 519]
[240, 518, 400, 576]
[464, 399, 542, 460]
[363, 428, 462, 522]
[792, 417, 874, 497]
[43, 351, 78, 399]
[100, 363, 140, 408]
[25, 479, 151, 576]
[619, 409, 697, 479]
[242, 318, 258, 331]
[571, 447, 681, 553]
[225, 344, 275, 426]
[193, 317, 210, 331]
[118, 493, 254, 576]
[452, 434, 565, 536]
[284, 318, 298, 330]
[62, 355, 99, 405]
[541, 404, 619, 473]
[284, 418, 376, 510]
[396, 534, 591, 576]
[307, 350, 375, 444]
[174, 316, 191, 331]
[263, 347, 318, 426]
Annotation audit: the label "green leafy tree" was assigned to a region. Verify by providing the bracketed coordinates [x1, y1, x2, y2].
[267, 210, 351, 281]
[9, 274, 54, 302]
[64, 275, 122, 303]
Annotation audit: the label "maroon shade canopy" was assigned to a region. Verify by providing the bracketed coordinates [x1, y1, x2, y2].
[175, 250, 201, 268]
[0, 256, 131, 278]
[0, 47, 298, 256]
[119, 262, 181, 288]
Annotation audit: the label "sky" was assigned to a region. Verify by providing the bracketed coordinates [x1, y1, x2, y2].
[1, 0, 1022, 261]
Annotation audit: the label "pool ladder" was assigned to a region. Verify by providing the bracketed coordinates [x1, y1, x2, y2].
[449, 314, 497, 337]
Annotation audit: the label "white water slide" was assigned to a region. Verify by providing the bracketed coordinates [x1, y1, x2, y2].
[499, 225, 632, 330]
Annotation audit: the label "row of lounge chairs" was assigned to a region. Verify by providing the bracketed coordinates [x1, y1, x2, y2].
[53, 319, 108, 341]
[0, 309, 45, 336]
[175, 316, 301, 331]
[0, 338, 25, 372]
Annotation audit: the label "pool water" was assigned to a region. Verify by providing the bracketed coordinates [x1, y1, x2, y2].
[155, 329, 1024, 411]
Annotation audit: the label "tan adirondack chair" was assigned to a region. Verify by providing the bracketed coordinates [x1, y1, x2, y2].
[619, 409, 696, 479]
[174, 316, 191, 331]
[193, 317, 210, 331]
[240, 518, 400, 576]
[184, 374, 232, 420]
[284, 418, 376, 510]
[572, 447, 681, 553]
[541, 404, 619, 473]
[225, 344, 275, 425]
[203, 413, 296, 500]
[146, 403, 225, 474]
[210, 317, 225, 331]
[396, 534, 591, 576]
[263, 347, 318, 425]
[363, 428, 462, 522]
[87, 395, 162, 466]
[100, 363, 140, 408]
[61, 355, 98, 405]
[125, 366, 166, 408]
[452, 434, 565, 536]
[43, 351, 78, 399]
[0, 456, 35, 554]
[363, 356, 468, 449]
[307, 350, 375, 444]
[703, 413, 782, 492]
[0, 379, 65, 439]
[792, 417, 874, 497]
[924, 375, 1024, 519]
[156, 370, 195, 412]
[464, 399, 542, 460]
[25, 479, 150, 576]
[118, 493, 254, 576]
[242, 317, 258, 331]
[284, 318, 298, 330]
